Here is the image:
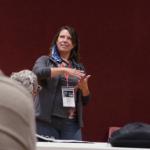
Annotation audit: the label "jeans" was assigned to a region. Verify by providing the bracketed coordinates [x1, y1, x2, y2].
[36, 116, 82, 140]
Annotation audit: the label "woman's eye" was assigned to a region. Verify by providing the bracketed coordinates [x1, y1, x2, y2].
[60, 35, 65, 38]
[67, 37, 72, 40]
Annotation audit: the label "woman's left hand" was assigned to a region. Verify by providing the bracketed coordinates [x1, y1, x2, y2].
[77, 75, 91, 96]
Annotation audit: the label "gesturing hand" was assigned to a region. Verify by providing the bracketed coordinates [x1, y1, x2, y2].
[77, 75, 91, 96]
[64, 68, 86, 79]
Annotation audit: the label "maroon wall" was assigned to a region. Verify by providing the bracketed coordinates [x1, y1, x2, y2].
[1, 0, 150, 141]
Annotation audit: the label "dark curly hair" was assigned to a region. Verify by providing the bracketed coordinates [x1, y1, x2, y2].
[49, 26, 80, 63]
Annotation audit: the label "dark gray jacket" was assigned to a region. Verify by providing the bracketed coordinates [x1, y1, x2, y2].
[33, 55, 90, 127]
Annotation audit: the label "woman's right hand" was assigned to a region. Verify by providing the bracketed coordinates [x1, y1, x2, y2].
[63, 68, 86, 79]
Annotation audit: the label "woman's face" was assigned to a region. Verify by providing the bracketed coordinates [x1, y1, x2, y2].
[56, 29, 74, 55]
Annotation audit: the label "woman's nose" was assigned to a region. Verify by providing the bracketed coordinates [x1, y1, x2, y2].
[63, 37, 68, 42]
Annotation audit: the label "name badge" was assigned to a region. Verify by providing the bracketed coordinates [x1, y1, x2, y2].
[61, 86, 75, 107]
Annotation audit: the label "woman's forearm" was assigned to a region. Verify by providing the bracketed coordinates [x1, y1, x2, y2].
[51, 67, 86, 79]
[51, 67, 66, 78]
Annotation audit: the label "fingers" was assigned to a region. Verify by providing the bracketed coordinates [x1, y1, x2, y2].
[65, 68, 91, 80]
[70, 68, 85, 79]
[84, 75, 91, 80]
[81, 74, 91, 81]
[78, 74, 91, 84]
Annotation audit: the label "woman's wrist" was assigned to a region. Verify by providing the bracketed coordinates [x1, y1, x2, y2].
[61, 67, 67, 75]
[81, 86, 90, 96]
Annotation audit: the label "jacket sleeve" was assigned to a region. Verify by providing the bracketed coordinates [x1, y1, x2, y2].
[81, 92, 91, 106]
[33, 55, 51, 80]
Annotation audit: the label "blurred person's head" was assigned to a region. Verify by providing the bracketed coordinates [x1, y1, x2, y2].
[0, 75, 36, 150]
[10, 69, 40, 96]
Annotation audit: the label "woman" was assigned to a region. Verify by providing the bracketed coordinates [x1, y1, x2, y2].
[33, 26, 91, 140]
